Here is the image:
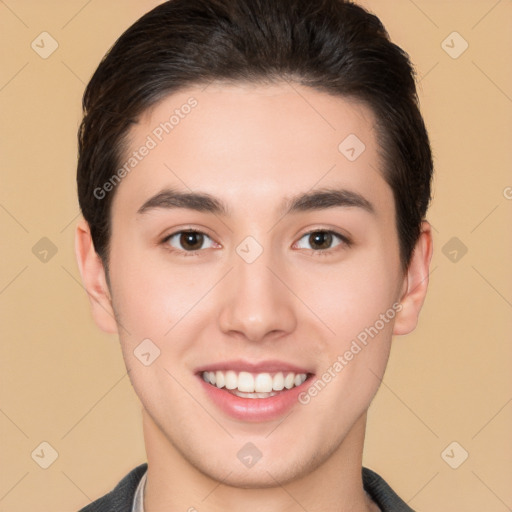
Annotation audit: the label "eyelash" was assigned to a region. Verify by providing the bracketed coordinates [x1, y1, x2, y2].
[295, 229, 352, 256]
[160, 228, 352, 257]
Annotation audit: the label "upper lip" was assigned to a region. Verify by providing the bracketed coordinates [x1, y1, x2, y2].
[195, 359, 313, 375]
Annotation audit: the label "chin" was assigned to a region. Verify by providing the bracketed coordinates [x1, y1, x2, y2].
[203, 463, 303, 490]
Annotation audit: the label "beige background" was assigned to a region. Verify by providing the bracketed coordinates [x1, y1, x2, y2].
[1, 0, 511, 510]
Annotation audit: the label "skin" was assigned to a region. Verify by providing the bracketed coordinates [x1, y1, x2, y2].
[75, 81, 433, 512]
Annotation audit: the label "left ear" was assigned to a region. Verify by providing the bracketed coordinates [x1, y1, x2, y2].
[393, 220, 433, 335]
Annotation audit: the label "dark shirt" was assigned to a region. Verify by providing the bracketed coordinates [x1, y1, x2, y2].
[78, 462, 414, 512]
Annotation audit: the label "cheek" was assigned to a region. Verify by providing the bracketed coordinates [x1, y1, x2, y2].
[109, 246, 216, 339]
[294, 248, 400, 408]
[298, 267, 397, 421]
[109, 257, 212, 418]
[300, 252, 401, 344]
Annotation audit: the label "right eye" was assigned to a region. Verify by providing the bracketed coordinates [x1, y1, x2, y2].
[162, 230, 218, 253]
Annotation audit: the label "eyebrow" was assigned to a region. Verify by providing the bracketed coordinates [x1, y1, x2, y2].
[136, 187, 375, 217]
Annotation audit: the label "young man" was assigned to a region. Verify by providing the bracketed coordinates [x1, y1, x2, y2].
[75, 0, 433, 510]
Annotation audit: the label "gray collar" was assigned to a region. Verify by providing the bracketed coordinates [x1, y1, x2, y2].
[131, 468, 147, 512]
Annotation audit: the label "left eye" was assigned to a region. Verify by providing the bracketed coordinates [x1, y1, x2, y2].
[164, 230, 216, 251]
[294, 230, 346, 251]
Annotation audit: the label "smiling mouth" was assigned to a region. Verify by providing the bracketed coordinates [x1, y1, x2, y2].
[200, 370, 311, 399]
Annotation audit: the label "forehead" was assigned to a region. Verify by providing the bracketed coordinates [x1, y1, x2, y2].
[111, 81, 392, 219]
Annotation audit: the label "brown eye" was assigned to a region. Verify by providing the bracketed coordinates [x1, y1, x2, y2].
[308, 231, 333, 250]
[295, 230, 348, 252]
[180, 231, 204, 251]
[164, 230, 215, 252]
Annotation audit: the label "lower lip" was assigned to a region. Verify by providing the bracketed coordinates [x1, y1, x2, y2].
[198, 375, 312, 422]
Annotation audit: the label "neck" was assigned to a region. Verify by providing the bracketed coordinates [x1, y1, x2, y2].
[142, 408, 379, 512]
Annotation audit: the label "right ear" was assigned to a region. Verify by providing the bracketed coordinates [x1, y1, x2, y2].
[74, 218, 118, 334]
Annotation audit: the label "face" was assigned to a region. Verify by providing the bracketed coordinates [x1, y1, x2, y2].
[85, 82, 414, 487]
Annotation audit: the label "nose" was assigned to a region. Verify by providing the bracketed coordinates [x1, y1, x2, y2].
[217, 246, 297, 343]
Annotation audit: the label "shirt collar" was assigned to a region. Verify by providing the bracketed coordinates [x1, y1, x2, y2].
[131, 467, 147, 512]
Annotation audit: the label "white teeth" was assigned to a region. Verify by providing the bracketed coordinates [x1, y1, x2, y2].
[284, 373, 295, 389]
[238, 371, 254, 392]
[232, 390, 278, 399]
[215, 370, 225, 388]
[294, 374, 304, 387]
[273, 372, 285, 390]
[254, 373, 273, 393]
[224, 370, 237, 390]
[202, 370, 308, 393]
